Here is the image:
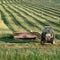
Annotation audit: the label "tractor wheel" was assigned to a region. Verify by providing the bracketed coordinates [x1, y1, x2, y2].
[41, 40, 45, 45]
[50, 39, 54, 44]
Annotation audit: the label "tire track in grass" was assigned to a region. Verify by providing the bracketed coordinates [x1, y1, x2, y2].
[4, 5, 35, 32]
[4, 0, 9, 4]
[0, 17, 13, 38]
[0, 0, 2, 4]
[21, 4, 57, 19]
[24, 4, 60, 18]
[4, 0, 7, 3]
[12, 4, 60, 33]
[7, 0, 11, 3]
[34, 5, 60, 17]
[10, 0, 14, 3]
[24, 2, 60, 12]
[15, 0, 18, 3]
[8, 4, 45, 29]
[12, 0, 17, 3]
[43, 6, 60, 14]
[9, 4, 60, 33]
[31, 4, 60, 14]
[17, 7, 60, 32]
[3, 0, 5, 3]
[20, 5, 59, 23]
[9, 4, 48, 27]
[4, 4, 60, 33]
[10, 0, 12, 2]
[22, 5, 60, 28]
[2, 4, 59, 35]
[41, 5, 60, 13]
[1, 0, 3, 4]
[2, 5, 30, 32]
[7, 0, 12, 4]
[27, 3, 60, 17]
[1, 10, 16, 32]
[24, 3, 60, 16]
[1, 5, 25, 32]
[12, 0, 15, 3]
[6, 0, 12, 4]
[13, 4, 60, 33]
[12, 4, 60, 29]
[0, 10, 12, 34]
[4, 0, 8, 4]
[11, 4, 57, 20]
[11, 4, 60, 32]
[40, 6, 60, 16]
[22, 5, 60, 23]
[1, 4, 25, 32]
[23, 4, 58, 20]
[5, 4, 42, 31]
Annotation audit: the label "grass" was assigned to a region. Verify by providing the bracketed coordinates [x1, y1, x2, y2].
[1, 3, 60, 39]
[0, 38, 60, 60]
[0, 0, 60, 60]
[0, 0, 60, 40]
[0, 48, 60, 60]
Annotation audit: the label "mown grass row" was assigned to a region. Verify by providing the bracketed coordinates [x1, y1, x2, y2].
[24, 1, 60, 11]
[21, 6, 60, 30]
[1, 3, 60, 40]
[0, 0, 60, 10]
[0, 7, 12, 38]
[11, 4, 60, 34]
[2, 4, 43, 31]
[0, 1, 60, 60]
[20, 4, 60, 30]
[23, 4, 59, 20]
[0, 48, 60, 60]
[1, 0, 60, 18]
[1, 0, 60, 40]
[0, 0, 21, 4]
[1, 9, 18, 32]
[1, 5, 36, 32]
[10, 4, 60, 39]
[6, 3, 58, 25]
[10, 4, 60, 31]
[1, 5, 27, 32]
[5, 3, 59, 31]
[14, 4, 60, 28]
[29, 3, 60, 14]
[20, 3, 60, 22]
[5, 4, 45, 30]
[24, 3, 60, 18]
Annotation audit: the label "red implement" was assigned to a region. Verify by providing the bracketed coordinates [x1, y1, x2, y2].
[14, 32, 37, 39]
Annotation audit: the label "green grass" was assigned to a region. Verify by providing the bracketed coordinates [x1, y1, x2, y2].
[0, 0, 60, 60]
[0, 0, 60, 42]
[0, 48, 60, 60]
[1, 2, 60, 39]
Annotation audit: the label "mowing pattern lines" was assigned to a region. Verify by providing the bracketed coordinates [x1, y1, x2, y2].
[13, 4, 60, 27]
[1, 5, 28, 32]
[0, 0, 60, 40]
[10, 4, 60, 33]
[11, 4, 60, 33]
[6, 4, 43, 31]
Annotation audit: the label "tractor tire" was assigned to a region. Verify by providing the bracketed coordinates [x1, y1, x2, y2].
[50, 38, 54, 44]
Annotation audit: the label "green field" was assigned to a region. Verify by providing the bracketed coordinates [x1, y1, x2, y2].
[0, 0, 60, 60]
[0, 48, 60, 60]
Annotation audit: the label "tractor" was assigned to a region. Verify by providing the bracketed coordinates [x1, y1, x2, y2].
[41, 26, 55, 44]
